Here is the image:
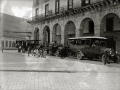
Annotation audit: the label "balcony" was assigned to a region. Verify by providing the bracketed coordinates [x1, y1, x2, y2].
[27, 0, 120, 24]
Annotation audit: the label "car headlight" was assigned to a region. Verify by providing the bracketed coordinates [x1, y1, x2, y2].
[116, 51, 118, 53]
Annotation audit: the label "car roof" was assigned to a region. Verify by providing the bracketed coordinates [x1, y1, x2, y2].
[68, 36, 107, 40]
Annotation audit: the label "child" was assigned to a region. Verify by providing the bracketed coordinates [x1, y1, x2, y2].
[36, 49, 39, 57]
[34, 49, 37, 56]
[39, 48, 43, 57]
[43, 49, 47, 58]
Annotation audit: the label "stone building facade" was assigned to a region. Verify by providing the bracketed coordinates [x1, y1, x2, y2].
[28, 0, 120, 54]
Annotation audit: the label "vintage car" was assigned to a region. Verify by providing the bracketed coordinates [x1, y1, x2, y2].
[68, 36, 120, 63]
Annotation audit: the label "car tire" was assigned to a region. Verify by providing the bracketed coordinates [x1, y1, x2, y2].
[77, 51, 83, 60]
[102, 54, 105, 62]
[114, 55, 120, 63]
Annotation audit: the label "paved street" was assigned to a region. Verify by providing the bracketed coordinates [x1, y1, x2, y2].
[0, 50, 120, 90]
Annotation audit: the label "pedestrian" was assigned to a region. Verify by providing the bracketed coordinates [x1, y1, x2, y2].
[43, 49, 47, 58]
[28, 46, 31, 56]
[18, 45, 22, 52]
[36, 49, 39, 57]
[31, 48, 34, 56]
[60, 47, 65, 59]
[104, 50, 110, 65]
[34, 48, 37, 56]
[2, 45, 4, 53]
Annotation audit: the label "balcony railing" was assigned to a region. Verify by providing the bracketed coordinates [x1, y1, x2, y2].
[27, 0, 119, 24]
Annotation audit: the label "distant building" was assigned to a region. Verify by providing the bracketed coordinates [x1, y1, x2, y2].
[28, 0, 120, 54]
[0, 13, 33, 50]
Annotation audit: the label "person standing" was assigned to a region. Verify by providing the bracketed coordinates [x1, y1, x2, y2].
[104, 50, 110, 65]
[28, 46, 31, 56]
[39, 48, 43, 57]
[43, 49, 47, 58]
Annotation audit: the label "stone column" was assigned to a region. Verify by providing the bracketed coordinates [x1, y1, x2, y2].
[50, 25, 53, 43]
[75, 27, 80, 37]
[61, 26, 65, 45]
[94, 25, 101, 36]
[79, 27, 83, 36]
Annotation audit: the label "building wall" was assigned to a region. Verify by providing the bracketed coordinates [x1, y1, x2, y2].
[31, 0, 120, 54]
[0, 13, 33, 50]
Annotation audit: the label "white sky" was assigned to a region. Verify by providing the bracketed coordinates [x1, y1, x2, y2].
[0, 0, 33, 19]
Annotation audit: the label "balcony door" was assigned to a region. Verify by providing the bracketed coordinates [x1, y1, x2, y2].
[45, 4, 49, 17]
[68, 0, 73, 10]
[55, 0, 60, 14]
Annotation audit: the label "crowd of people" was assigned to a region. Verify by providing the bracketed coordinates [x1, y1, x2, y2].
[28, 45, 47, 58]
[16, 41, 68, 58]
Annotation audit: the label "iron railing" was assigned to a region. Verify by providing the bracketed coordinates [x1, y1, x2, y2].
[27, 0, 119, 23]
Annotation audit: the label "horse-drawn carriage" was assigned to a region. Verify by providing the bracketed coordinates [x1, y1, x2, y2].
[16, 40, 41, 53]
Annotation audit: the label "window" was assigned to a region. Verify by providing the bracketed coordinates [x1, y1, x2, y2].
[89, 21, 94, 33]
[34, 0, 39, 7]
[6, 41, 8, 47]
[85, 39, 91, 45]
[12, 41, 15, 47]
[106, 17, 114, 31]
[45, 4, 49, 17]
[35, 8, 39, 16]
[81, 0, 90, 6]
[100, 41, 106, 47]
[9, 41, 11, 47]
[68, 0, 73, 10]
[55, 0, 59, 14]
[2, 41, 4, 48]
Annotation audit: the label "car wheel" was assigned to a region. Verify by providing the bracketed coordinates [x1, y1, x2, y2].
[102, 54, 105, 63]
[114, 55, 120, 63]
[77, 52, 83, 60]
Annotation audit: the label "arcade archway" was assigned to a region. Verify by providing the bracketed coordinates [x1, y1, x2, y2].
[80, 18, 94, 36]
[53, 24, 61, 44]
[100, 13, 120, 36]
[100, 13, 120, 53]
[43, 26, 50, 43]
[64, 21, 75, 45]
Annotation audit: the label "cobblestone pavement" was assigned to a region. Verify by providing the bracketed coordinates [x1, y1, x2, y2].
[0, 50, 120, 90]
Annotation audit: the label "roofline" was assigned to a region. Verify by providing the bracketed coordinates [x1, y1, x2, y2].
[68, 36, 107, 40]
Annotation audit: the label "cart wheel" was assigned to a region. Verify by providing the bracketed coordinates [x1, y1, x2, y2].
[55, 51, 59, 57]
[77, 51, 83, 60]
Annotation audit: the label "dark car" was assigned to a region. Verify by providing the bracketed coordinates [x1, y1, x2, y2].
[68, 36, 120, 63]
[47, 42, 63, 56]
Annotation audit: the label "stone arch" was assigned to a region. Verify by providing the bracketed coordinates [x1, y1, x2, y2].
[64, 21, 76, 45]
[80, 17, 94, 36]
[52, 23, 61, 44]
[34, 27, 39, 40]
[43, 26, 50, 43]
[100, 13, 120, 36]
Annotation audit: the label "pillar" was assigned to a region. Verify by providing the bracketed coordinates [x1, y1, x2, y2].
[75, 27, 80, 37]
[94, 24, 101, 36]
